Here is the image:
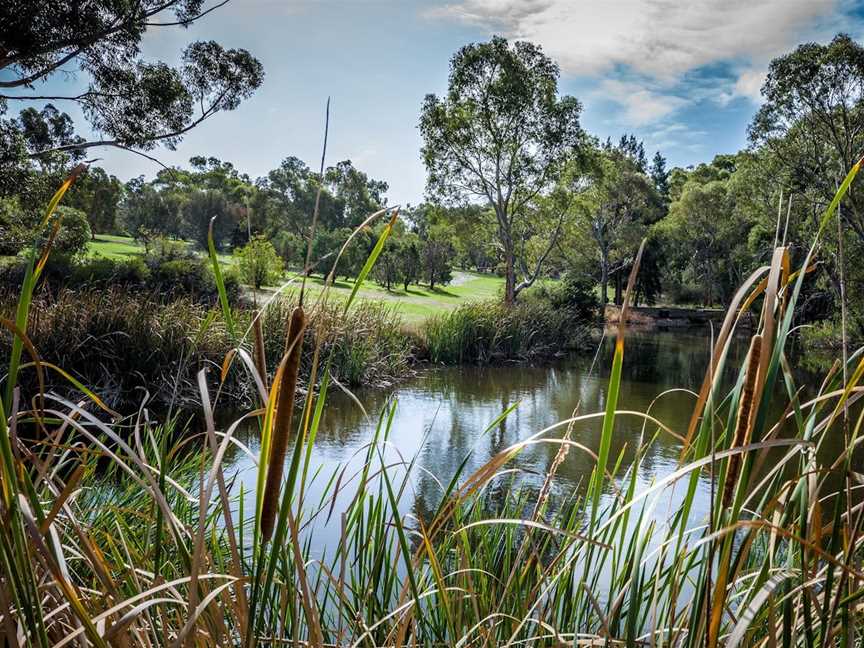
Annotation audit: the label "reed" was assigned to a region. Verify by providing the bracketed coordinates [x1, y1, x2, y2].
[0, 157, 862, 647]
[260, 305, 305, 542]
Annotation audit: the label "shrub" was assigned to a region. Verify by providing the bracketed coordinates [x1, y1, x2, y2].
[146, 256, 240, 303]
[529, 271, 599, 322]
[0, 196, 31, 255]
[235, 236, 283, 288]
[70, 256, 150, 286]
[47, 206, 92, 256]
[143, 238, 241, 303]
[0, 242, 239, 305]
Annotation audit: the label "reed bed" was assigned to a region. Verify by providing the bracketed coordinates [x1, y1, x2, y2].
[424, 298, 594, 364]
[0, 287, 415, 408]
[0, 160, 863, 647]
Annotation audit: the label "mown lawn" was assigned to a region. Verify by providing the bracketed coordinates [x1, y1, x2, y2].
[88, 235, 504, 323]
[88, 234, 145, 260]
[88, 234, 234, 266]
[270, 271, 504, 324]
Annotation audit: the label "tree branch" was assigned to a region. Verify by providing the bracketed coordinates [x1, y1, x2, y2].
[146, 0, 232, 26]
[514, 204, 567, 297]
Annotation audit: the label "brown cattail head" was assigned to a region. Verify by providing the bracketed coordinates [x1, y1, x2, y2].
[252, 312, 268, 391]
[722, 334, 762, 509]
[260, 305, 306, 543]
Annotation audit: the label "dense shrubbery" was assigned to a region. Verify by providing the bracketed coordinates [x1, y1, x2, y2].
[0, 242, 241, 304]
[527, 271, 600, 322]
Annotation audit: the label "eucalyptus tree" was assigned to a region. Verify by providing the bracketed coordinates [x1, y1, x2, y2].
[749, 33, 864, 242]
[577, 145, 657, 304]
[419, 36, 583, 303]
[0, 0, 263, 172]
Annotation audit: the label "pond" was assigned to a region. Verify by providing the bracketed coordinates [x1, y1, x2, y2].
[225, 326, 811, 556]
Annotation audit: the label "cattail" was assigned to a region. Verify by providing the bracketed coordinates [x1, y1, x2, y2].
[722, 334, 762, 508]
[260, 305, 306, 543]
[252, 311, 268, 390]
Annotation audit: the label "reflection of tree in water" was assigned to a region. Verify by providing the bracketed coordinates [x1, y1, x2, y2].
[402, 330, 725, 520]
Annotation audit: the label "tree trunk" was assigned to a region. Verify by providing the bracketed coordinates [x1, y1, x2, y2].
[614, 270, 623, 306]
[504, 251, 516, 305]
[600, 253, 609, 305]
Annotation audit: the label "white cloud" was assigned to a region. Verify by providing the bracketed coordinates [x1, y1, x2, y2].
[733, 68, 768, 103]
[427, 0, 841, 80]
[594, 79, 688, 125]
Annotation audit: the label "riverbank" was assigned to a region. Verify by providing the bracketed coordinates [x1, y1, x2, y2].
[0, 286, 596, 409]
[604, 303, 751, 328]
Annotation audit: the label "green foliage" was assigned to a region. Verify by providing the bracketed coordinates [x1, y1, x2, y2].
[0, 196, 31, 255]
[65, 166, 124, 235]
[182, 190, 241, 250]
[259, 157, 387, 235]
[569, 140, 660, 304]
[655, 177, 746, 305]
[2, 3, 263, 153]
[235, 236, 283, 289]
[47, 206, 92, 256]
[530, 270, 600, 322]
[120, 180, 185, 243]
[271, 230, 306, 266]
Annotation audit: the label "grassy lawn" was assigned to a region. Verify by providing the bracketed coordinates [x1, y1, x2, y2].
[269, 271, 504, 324]
[87, 235, 504, 323]
[88, 234, 145, 260]
[88, 234, 234, 266]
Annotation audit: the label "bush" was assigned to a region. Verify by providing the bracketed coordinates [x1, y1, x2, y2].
[70, 256, 150, 286]
[47, 206, 92, 256]
[0, 197, 32, 255]
[146, 255, 240, 303]
[0, 245, 239, 305]
[235, 236, 283, 288]
[529, 271, 599, 322]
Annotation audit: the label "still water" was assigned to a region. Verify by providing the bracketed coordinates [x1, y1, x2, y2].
[225, 328, 785, 554]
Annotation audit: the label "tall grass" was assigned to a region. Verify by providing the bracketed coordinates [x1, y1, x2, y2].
[424, 298, 593, 364]
[0, 287, 414, 408]
[0, 157, 863, 647]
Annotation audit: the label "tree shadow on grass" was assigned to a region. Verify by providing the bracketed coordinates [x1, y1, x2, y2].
[428, 286, 459, 298]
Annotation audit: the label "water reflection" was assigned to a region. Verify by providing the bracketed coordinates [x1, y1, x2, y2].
[227, 329, 773, 552]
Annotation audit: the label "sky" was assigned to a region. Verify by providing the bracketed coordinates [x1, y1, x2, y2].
[13, 0, 864, 206]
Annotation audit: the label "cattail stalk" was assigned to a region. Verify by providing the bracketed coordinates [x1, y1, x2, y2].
[722, 334, 762, 508]
[252, 312, 268, 390]
[260, 305, 306, 543]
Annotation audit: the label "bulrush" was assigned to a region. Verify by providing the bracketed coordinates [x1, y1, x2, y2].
[722, 333, 762, 509]
[260, 304, 306, 542]
[252, 311, 268, 390]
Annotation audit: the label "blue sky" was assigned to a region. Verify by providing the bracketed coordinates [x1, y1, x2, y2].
[13, 0, 864, 206]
